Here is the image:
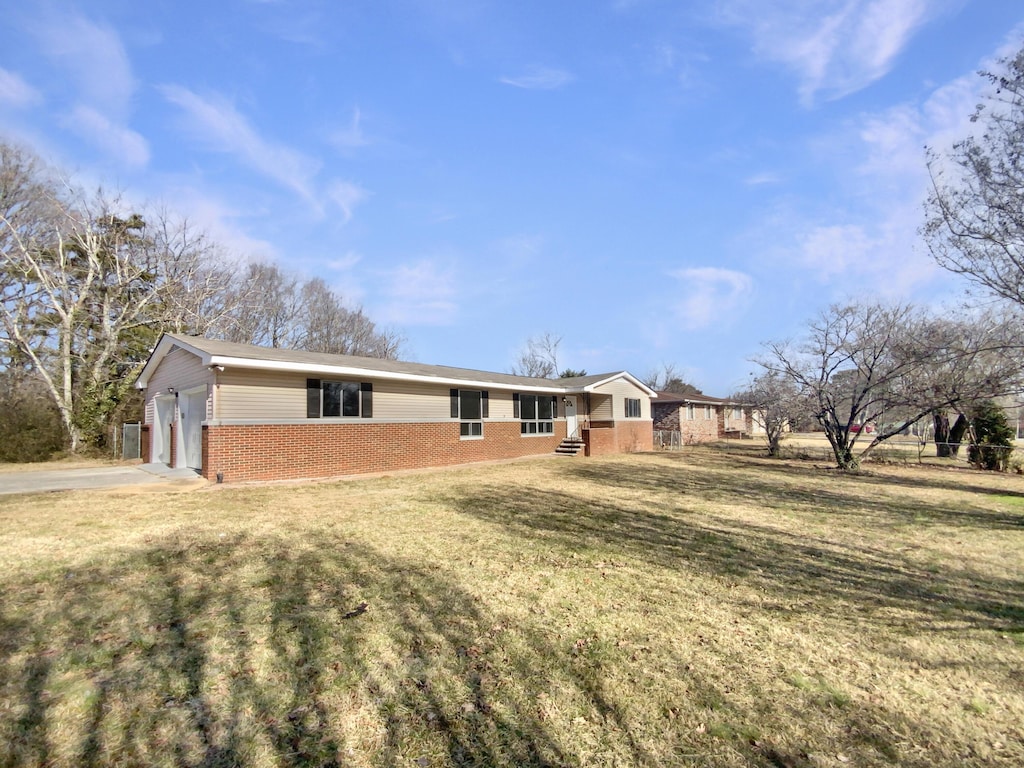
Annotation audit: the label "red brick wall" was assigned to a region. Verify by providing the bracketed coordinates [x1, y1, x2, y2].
[584, 421, 653, 456]
[584, 426, 617, 456]
[675, 408, 719, 444]
[201, 420, 567, 483]
[652, 404, 680, 431]
[619, 421, 654, 453]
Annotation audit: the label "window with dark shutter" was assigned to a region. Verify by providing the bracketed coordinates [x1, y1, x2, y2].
[307, 378, 321, 418]
[454, 389, 484, 438]
[311, 378, 372, 418]
[361, 383, 373, 418]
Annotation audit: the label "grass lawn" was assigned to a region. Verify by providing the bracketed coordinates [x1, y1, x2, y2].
[1, 444, 1022, 767]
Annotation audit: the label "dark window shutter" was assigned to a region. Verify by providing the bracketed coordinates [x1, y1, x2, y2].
[306, 379, 321, 418]
[450, 389, 459, 418]
[513, 393, 520, 418]
[552, 396, 558, 418]
[361, 382, 373, 418]
[481, 391, 489, 418]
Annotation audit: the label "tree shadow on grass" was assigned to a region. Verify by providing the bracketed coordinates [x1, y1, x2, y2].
[578, 452, 1024, 531]
[0, 531, 702, 768]
[448, 475, 1024, 634]
[696, 442, 1024, 502]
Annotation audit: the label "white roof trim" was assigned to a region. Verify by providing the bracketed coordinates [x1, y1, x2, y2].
[136, 334, 657, 397]
[204, 355, 567, 393]
[580, 371, 658, 397]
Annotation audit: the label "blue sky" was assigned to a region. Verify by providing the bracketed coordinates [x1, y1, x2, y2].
[1, 1, 1022, 394]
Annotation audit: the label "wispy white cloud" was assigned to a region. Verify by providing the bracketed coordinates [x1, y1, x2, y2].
[331, 106, 370, 150]
[716, 0, 943, 104]
[646, 42, 710, 90]
[326, 251, 362, 271]
[64, 105, 149, 169]
[0, 68, 42, 108]
[162, 86, 371, 222]
[32, 12, 136, 116]
[154, 183, 279, 263]
[27, 11, 147, 165]
[500, 67, 575, 90]
[744, 172, 782, 186]
[160, 85, 322, 206]
[668, 267, 753, 330]
[742, 28, 1024, 302]
[327, 180, 368, 224]
[375, 259, 458, 326]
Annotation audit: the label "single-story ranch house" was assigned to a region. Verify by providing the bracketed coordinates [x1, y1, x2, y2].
[652, 391, 755, 444]
[136, 334, 656, 482]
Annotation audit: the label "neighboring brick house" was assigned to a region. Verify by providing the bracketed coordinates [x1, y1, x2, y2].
[652, 391, 754, 444]
[135, 334, 656, 482]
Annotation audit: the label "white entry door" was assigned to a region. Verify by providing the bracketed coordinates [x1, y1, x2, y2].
[178, 389, 205, 471]
[565, 396, 578, 438]
[154, 396, 174, 465]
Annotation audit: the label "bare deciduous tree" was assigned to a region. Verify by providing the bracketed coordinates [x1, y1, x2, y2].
[218, 267, 403, 359]
[643, 363, 703, 395]
[0, 140, 404, 452]
[924, 47, 1024, 309]
[734, 371, 808, 457]
[299, 278, 403, 358]
[757, 301, 1020, 470]
[0, 179, 217, 449]
[512, 332, 562, 378]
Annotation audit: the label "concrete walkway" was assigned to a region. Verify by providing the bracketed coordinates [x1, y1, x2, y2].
[0, 464, 202, 495]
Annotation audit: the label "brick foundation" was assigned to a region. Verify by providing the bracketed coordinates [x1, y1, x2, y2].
[199, 420, 567, 483]
[653, 404, 719, 444]
[584, 421, 654, 456]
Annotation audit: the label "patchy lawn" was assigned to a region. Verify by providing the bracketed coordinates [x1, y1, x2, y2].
[1, 445, 1022, 767]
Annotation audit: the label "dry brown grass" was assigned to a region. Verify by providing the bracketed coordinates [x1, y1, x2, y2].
[1, 444, 1022, 767]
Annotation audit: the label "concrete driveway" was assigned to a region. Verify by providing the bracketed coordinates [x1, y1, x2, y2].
[0, 464, 203, 495]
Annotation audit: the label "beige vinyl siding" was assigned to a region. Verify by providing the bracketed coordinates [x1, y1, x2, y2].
[487, 390, 517, 420]
[589, 378, 652, 420]
[216, 370, 305, 420]
[144, 346, 213, 423]
[375, 381, 452, 420]
[217, 371, 468, 421]
[590, 394, 613, 420]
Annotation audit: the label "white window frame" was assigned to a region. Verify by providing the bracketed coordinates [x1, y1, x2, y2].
[519, 393, 555, 436]
[453, 389, 486, 440]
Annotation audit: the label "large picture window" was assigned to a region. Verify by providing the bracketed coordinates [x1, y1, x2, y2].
[307, 379, 372, 418]
[451, 389, 488, 438]
[515, 393, 556, 435]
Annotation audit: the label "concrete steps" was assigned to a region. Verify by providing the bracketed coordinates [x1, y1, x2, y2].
[555, 438, 585, 456]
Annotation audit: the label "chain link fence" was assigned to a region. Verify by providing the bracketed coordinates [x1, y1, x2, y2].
[121, 422, 141, 460]
[653, 430, 682, 451]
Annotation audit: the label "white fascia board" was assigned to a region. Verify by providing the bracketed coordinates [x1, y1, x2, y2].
[579, 372, 658, 397]
[205, 355, 567, 394]
[135, 334, 217, 389]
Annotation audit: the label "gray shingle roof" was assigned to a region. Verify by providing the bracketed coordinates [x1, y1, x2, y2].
[653, 390, 736, 405]
[142, 334, 651, 395]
